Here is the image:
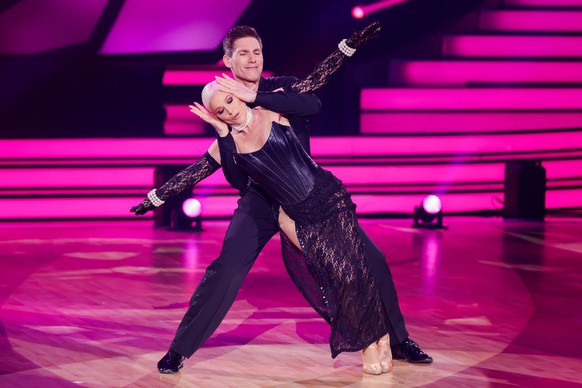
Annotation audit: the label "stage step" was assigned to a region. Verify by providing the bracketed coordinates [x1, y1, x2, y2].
[2, 133, 582, 164]
[2, 158, 580, 189]
[163, 66, 230, 86]
[1, 154, 580, 218]
[1, 187, 580, 219]
[361, 88, 582, 110]
[163, 66, 272, 86]
[389, 60, 582, 86]
[444, 35, 582, 58]
[480, 10, 582, 32]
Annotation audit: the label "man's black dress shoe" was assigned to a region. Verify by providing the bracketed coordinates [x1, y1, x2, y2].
[157, 350, 186, 373]
[391, 338, 433, 364]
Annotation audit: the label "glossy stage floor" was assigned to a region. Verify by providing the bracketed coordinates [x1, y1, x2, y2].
[1, 217, 581, 387]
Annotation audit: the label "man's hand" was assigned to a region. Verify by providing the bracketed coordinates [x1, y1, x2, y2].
[189, 102, 229, 137]
[215, 73, 257, 103]
[130, 198, 155, 215]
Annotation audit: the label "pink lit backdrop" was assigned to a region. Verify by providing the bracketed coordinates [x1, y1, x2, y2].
[0, 0, 108, 55]
[100, 0, 252, 54]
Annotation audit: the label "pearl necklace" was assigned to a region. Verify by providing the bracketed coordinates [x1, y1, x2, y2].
[231, 107, 253, 132]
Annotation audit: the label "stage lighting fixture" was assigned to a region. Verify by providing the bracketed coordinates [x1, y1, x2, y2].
[413, 195, 445, 228]
[351, 0, 410, 19]
[171, 198, 202, 231]
[352, 6, 365, 19]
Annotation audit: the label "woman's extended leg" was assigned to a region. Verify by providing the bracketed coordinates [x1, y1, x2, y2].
[278, 207, 391, 374]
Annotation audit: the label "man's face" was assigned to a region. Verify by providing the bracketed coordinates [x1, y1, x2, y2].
[223, 37, 263, 84]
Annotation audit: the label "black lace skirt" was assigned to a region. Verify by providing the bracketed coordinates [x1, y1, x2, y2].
[280, 168, 390, 358]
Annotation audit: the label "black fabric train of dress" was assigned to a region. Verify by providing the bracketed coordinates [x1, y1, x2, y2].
[233, 122, 391, 358]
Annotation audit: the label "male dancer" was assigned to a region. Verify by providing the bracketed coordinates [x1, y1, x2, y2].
[133, 26, 432, 373]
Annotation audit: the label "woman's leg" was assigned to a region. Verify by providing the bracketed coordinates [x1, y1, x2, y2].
[279, 207, 392, 374]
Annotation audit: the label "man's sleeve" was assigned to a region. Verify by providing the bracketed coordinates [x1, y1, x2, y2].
[254, 91, 321, 117]
[255, 76, 321, 117]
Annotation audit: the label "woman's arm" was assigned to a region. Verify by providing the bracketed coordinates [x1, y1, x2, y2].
[130, 147, 221, 215]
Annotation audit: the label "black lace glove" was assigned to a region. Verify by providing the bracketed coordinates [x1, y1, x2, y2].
[290, 21, 381, 93]
[130, 198, 155, 215]
[130, 152, 220, 216]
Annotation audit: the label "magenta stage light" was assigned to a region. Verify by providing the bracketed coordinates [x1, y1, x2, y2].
[352, 6, 365, 19]
[182, 198, 202, 218]
[423, 195, 442, 215]
[361, 112, 582, 134]
[389, 60, 582, 86]
[361, 88, 582, 110]
[480, 11, 582, 32]
[444, 35, 582, 58]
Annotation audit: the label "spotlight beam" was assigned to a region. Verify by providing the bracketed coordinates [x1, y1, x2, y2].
[352, 0, 411, 19]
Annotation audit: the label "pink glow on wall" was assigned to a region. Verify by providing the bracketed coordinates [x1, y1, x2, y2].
[505, 0, 582, 5]
[389, 60, 582, 86]
[164, 105, 206, 135]
[361, 112, 582, 133]
[0, 0, 108, 55]
[444, 35, 582, 57]
[539, 160, 582, 180]
[480, 11, 582, 32]
[361, 88, 582, 110]
[100, 0, 251, 54]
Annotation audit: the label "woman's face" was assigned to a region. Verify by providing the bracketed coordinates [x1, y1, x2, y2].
[208, 90, 247, 125]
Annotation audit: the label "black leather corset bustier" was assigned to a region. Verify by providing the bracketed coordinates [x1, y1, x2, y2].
[234, 122, 319, 206]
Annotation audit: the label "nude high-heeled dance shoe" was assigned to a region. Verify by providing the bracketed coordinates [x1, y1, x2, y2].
[362, 342, 383, 375]
[377, 334, 393, 373]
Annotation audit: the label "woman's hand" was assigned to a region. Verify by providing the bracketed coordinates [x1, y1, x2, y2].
[215, 73, 257, 103]
[130, 198, 155, 215]
[189, 102, 229, 137]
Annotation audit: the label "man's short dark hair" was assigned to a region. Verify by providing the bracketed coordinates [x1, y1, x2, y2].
[222, 26, 263, 57]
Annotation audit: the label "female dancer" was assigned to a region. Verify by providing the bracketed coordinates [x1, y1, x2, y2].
[185, 79, 393, 374]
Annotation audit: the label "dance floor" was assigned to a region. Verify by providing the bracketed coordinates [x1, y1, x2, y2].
[1, 217, 581, 387]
